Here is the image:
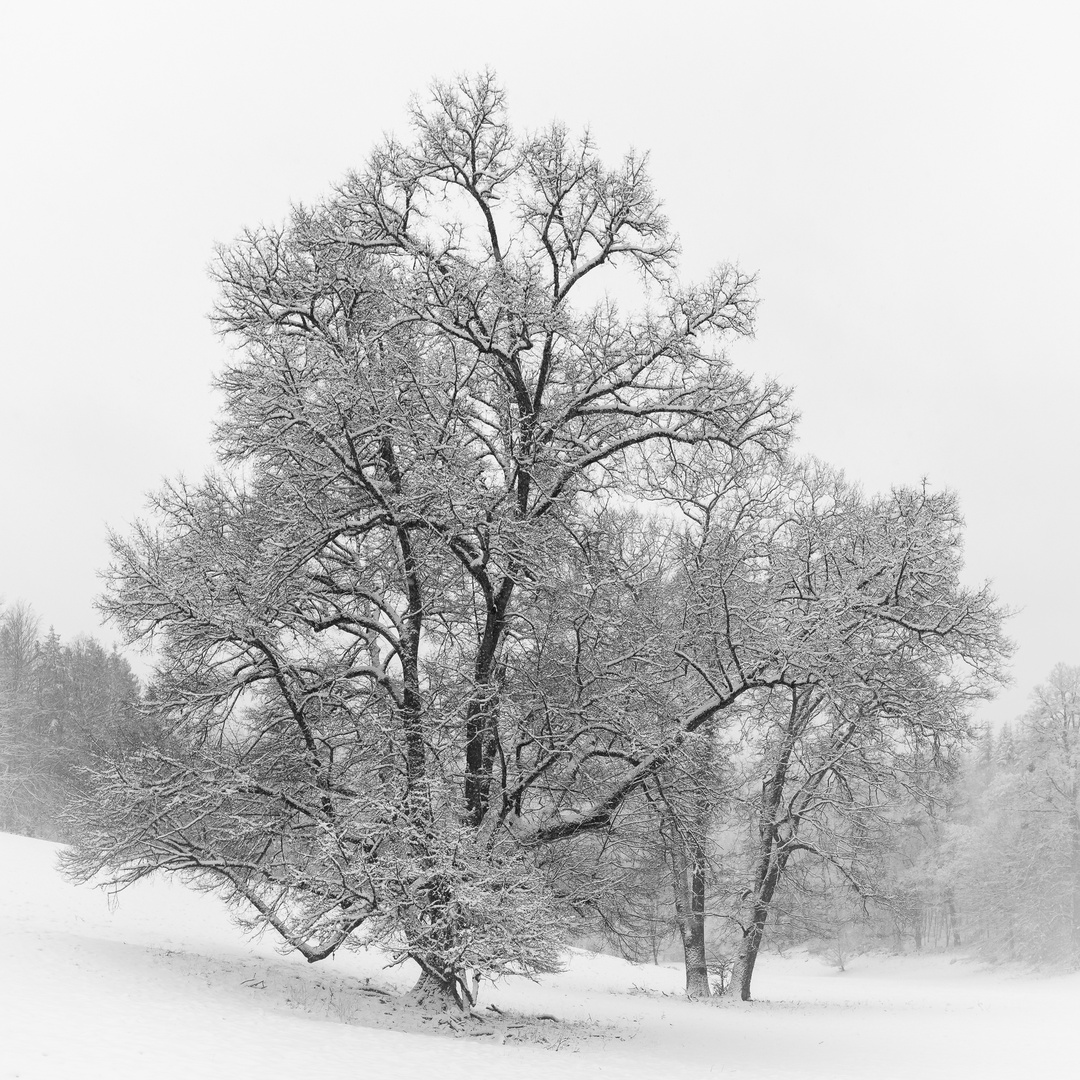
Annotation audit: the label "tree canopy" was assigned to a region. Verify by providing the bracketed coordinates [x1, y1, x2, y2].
[62, 74, 1010, 1009]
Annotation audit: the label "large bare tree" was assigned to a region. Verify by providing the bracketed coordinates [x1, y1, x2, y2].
[63, 74, 791, 1009]
[62, 75, 1008, 1010]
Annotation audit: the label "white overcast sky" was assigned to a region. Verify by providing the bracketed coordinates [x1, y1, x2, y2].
[1, 1, 1076, 727]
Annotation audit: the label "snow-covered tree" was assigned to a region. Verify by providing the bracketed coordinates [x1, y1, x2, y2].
[62, 73, 791, 1010]
[60, 75, 1009, 1009]
[949, 665, 1080, 965]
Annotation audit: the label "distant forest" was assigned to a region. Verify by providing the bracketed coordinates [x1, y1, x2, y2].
[0, 602, 149, 840]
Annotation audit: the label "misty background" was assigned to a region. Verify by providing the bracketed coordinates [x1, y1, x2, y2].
[1, 1, 1076, 726]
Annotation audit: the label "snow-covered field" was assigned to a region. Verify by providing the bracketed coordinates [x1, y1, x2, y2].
[1, 831, 1076, 1080]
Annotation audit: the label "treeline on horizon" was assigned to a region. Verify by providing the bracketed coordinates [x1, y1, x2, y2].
[0, 601, 150, 841]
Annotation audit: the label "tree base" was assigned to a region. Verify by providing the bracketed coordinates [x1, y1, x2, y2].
[407, 968, 471, 1013]
[685, 967, 712, 1000]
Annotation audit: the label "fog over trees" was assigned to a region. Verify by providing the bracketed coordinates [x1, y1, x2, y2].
[941, 665, 1080, 967]
[0, 603, 145, 840]
[8, 75, 1069, 1013]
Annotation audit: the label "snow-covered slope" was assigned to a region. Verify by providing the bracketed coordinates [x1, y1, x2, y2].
[1, 831, 1076, 1079]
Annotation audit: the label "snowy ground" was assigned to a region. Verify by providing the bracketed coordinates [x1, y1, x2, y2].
[1, 832, 1077, 1079]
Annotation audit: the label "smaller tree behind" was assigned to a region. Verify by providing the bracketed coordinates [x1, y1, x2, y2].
[677, 467, 1010, 1000]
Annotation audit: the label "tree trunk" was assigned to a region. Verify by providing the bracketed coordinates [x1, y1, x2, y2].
[464, 579, 512, 828]
[686, 853, 711, 998]
[678, 854, 711, 999]
[1070, 803, 1080, 964]
[662, 807, 711, 998]
[945, 891, 961, 947]
[732, 898, 769, 1001]
[728, 839, 789, 1001]
[725, 687, 813, 1000]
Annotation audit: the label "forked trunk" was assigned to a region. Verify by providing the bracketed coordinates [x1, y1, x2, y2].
[727, 844, 787, 1000]
[726, 688, 812, 1001]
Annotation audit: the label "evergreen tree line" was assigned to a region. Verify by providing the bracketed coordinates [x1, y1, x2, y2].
[912, 664, 1080, 967]
[0, 602, 146, 841]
